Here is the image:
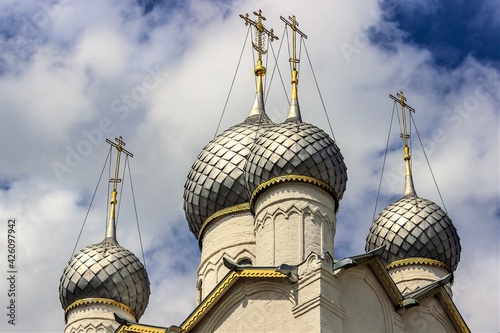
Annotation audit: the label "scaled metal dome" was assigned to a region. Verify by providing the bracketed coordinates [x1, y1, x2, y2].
[244, 119, 348, 206]
[183, 114, 273, 237]
[365, 194, 461, 272]
[59, 237, 150, 319]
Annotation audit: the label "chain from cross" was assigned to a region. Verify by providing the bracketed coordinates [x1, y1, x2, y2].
[280, 15, 307, 67]
[106, 136, 133, 190]
[240, 9, 278, 61]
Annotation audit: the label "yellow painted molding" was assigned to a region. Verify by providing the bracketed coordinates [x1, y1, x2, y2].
[115, 324, 167, 333]
[65, 297, 137, 321]
[370, 258, 404, 306]
[181, 268, 286, 332]
[437, 289, 470, 333]
[250, 175, 339, 212]
[386, 257, 451, 272]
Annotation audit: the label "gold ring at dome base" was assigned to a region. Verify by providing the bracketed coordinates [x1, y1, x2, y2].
[65, 297, 138, 322]
[249, 175, 339, 213]
[386, 258, 451, 272]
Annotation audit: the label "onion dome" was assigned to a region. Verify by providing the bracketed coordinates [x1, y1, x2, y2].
[183, 113, 273, 237]
[59, 237, 150, 319]
[365, 194, 461, 271]
[244, 16, 347, 208]
[59, 137, 150, 321]
[183, 52, 275, 238]
[244, 119, 347, 208]
[365, 92, 461, 272]
[243, 23, 347, 207]
[184, 11, 280, 238]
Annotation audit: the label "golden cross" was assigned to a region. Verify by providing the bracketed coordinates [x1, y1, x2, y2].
[389, 91, 415, 146]
[240, 10, 278, 62]
[104, 136, 133, 238]
[106, 136, 133, 191]
[389, 91, 415, 167]
[280, 15, 307, 70]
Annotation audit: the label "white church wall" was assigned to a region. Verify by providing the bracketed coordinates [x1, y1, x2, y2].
[389, 264, 452, 296]
[194, 279, 296, 333]
[339, 267, 396, 332]
[197, 211, 256, 301]
[64, 303, 135, 333]
[253, 182, 336, 266]
[402, 297, 457, 333]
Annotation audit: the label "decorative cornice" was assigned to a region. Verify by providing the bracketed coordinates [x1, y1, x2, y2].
[181, 268, 286, 332]
[65, 297, 137, 322]
[249, 175, 339, 212]
[386, 258, 451, 272]
[369, 257, 404, 307]
[115, 324, 167, 333]
[198, 203, 251, 242]
[437, 289, 470, 333]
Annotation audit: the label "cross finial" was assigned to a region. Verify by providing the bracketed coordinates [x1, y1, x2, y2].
[389, 91, 415, 150]
[104, 136, 133, 239]
[240, 10, 278, 66]
[389, 91, 417, 196]
[239, 10, 278, 118]
[281, 15, 307, 121]
[280, 15, 307, 71]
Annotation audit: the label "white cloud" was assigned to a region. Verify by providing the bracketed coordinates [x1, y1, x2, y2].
[0, 0, 497, 331]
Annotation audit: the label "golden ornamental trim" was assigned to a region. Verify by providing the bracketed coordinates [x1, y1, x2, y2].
[386, 257, 451, 272]
[65, 297, 137, 321]
[237, 269, 287, 278]
[249, 175, 339, 212]
[437, 289, 470, 333]
[116, 324, 167, 333]
[181, 268, 286, 332]
[198, 203, 251, 240]
[370, 258, 403, 305]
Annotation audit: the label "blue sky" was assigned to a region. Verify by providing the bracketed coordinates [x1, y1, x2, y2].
[373, 0, 500, 69]
[0, 0, 498, 332]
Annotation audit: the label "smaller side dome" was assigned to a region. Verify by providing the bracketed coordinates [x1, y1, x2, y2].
[365, 195, 461, 272]
[244, 120, 348, 206]
[59, 237, 150, 319]
[183, 115, 273, 237]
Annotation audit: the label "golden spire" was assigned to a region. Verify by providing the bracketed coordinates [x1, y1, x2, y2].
[389, 91, 417, 196]
[105, 136, 133, 239]
[281, 15, 307, 121]
[240, 10, 278, 117]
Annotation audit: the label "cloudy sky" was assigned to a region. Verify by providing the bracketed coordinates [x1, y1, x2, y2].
[0, 0, 498, 332]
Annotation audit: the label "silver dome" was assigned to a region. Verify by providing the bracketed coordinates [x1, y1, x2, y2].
[59, 237, 150, 319]
[244, 119, 348, 205]
[183, 114, 273, 237]
[365, 194, 461, 272]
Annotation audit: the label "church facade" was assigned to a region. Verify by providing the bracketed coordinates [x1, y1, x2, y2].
[58, 10, 469, 333]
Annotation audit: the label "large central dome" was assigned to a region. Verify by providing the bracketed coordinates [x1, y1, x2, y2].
[183, 13, 347, 239]
[243, 118, 347, 207]
[183, 114, 273, 238]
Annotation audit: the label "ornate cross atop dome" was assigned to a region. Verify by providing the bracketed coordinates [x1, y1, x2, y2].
[240, 10, 278, 65]
[281, 15, 307, 121]
[280, 15, 307, 69]
[239, 9, 278, 119]
[389, 91, 417, 197]
[105, 136, 133, 239]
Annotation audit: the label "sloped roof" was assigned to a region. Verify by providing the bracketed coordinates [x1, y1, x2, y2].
[114, 249, 469, 333]
[181, 264, 288, 332]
